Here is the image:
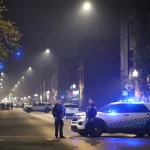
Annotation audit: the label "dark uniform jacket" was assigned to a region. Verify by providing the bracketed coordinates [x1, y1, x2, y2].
[52, 103, 66, 119]
[86, 103, 97, 120]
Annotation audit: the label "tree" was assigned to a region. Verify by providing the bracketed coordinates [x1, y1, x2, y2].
[0, 0, 21, 60]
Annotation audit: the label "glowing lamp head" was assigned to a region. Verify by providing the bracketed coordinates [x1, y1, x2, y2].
[133, 69, 138, 77]
[83, 2, 91, 11]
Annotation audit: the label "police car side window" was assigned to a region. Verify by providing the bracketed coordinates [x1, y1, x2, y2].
[102, 104, 126, 113]
[126, 104, 150, 113]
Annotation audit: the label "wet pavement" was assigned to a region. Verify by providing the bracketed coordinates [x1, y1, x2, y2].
[0, 109, 149, 150]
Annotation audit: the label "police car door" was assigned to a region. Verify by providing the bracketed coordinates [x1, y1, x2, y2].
[123, 104, 150, 129]
[101, 104, 125, 130]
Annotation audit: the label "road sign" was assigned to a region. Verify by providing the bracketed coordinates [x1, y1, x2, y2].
[124, 81, 134, 92]
[68, 92, 73, 98]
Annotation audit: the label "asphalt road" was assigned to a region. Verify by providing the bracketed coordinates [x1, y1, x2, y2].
[0, 109, 150, 150]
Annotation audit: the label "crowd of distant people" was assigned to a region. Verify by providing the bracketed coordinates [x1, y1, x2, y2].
[0, 103, 13, 110]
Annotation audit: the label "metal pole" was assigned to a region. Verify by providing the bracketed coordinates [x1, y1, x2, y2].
[45, 68, 47, 103]
[123, 12, 130, 77]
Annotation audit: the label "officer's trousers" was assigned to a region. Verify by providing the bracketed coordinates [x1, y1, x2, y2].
[55, 118, 64, 137]
[85, 120, 96, 137]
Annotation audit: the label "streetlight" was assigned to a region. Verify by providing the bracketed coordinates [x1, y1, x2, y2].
[46, 49, 50, 54]
[46, 91, 50, 95]
[34, 94, 38, 97]
[83, 1, 91, 11]
[18, 81, 20, 84]
[0, 78, 3, 81]
[29, 67, 32, 71]
[15, 85, 17, 88]
[133, 69, 138, 77]
[72, 84, 76, 89]
[24, 97, 26, 100]
[1, 86, 3, 89]
[1, 72, 4, 76]
[22, 76, 24, 79]
[28, 96, 31, 99]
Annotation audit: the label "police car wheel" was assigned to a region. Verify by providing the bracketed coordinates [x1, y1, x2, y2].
[27, 108, 32, 113]
[147, 125, 150, 137]
[135, 132, 146, 137]
[44, 108, 50, 113]
[95, 127, 103, 137]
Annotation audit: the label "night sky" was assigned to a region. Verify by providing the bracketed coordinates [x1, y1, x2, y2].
[4, 0, 141, 96]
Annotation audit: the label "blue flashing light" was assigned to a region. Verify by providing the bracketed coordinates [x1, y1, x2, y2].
[16, 52, 21, 56]
[0, 64, 4, 69]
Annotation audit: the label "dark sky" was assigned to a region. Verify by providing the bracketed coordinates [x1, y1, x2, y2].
[2, 0, 125, 96]
[4, 0, 120, 57]
[2, 0, 148, 96]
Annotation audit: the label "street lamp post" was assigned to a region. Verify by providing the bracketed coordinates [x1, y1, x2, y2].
[133, 69, 139, 100]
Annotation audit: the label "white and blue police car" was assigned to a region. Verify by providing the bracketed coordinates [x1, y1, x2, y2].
[71, 102, 150, 137]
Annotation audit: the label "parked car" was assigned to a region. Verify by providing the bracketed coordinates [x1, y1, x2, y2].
[24, 103, 53, 113]
[64, 103, 79, 116]
[71, 102, 150, 137]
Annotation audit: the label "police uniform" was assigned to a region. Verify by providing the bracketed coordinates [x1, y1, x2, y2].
[85, 103, 97, 137]
[52, 103, 66, 138]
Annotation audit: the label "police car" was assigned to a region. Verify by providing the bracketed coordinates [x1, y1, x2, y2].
[64, 103, 79, 116]
[71, 102, 150, 137]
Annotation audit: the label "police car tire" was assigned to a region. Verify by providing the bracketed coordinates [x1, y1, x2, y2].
[44, 108, 50, 113]
[135, 132, 146, 137]
[147, 125, 150, 137]
[27, 108, 32, 113]
[95, 127, 103, 137]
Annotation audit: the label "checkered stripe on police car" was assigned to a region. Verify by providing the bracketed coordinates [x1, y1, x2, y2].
[108, 116, 150, 127]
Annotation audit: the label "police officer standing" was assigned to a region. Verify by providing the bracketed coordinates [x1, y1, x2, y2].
[85, 98, 97, 138]
[52, 98, 66, 138]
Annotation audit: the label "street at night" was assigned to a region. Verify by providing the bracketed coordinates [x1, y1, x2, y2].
[1, 0, 150, 150]
[0, 109, 149, 150]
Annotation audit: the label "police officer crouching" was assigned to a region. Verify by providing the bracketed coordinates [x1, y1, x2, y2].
[85, 98, 97, 138]
[52, 98, 66, 138]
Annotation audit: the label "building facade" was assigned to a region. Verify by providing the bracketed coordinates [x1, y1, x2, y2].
[40, 57, 78, 105]
[78, 37, 120, 110]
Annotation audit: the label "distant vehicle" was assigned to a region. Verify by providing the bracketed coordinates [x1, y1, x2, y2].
[24, 103, 53, 113]
[71, 102, 150, 137]
[23, 103, 32, 109]
[64, 103, 79, 116]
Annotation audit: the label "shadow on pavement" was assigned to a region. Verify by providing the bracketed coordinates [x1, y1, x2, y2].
[85, 138, 100, 146]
